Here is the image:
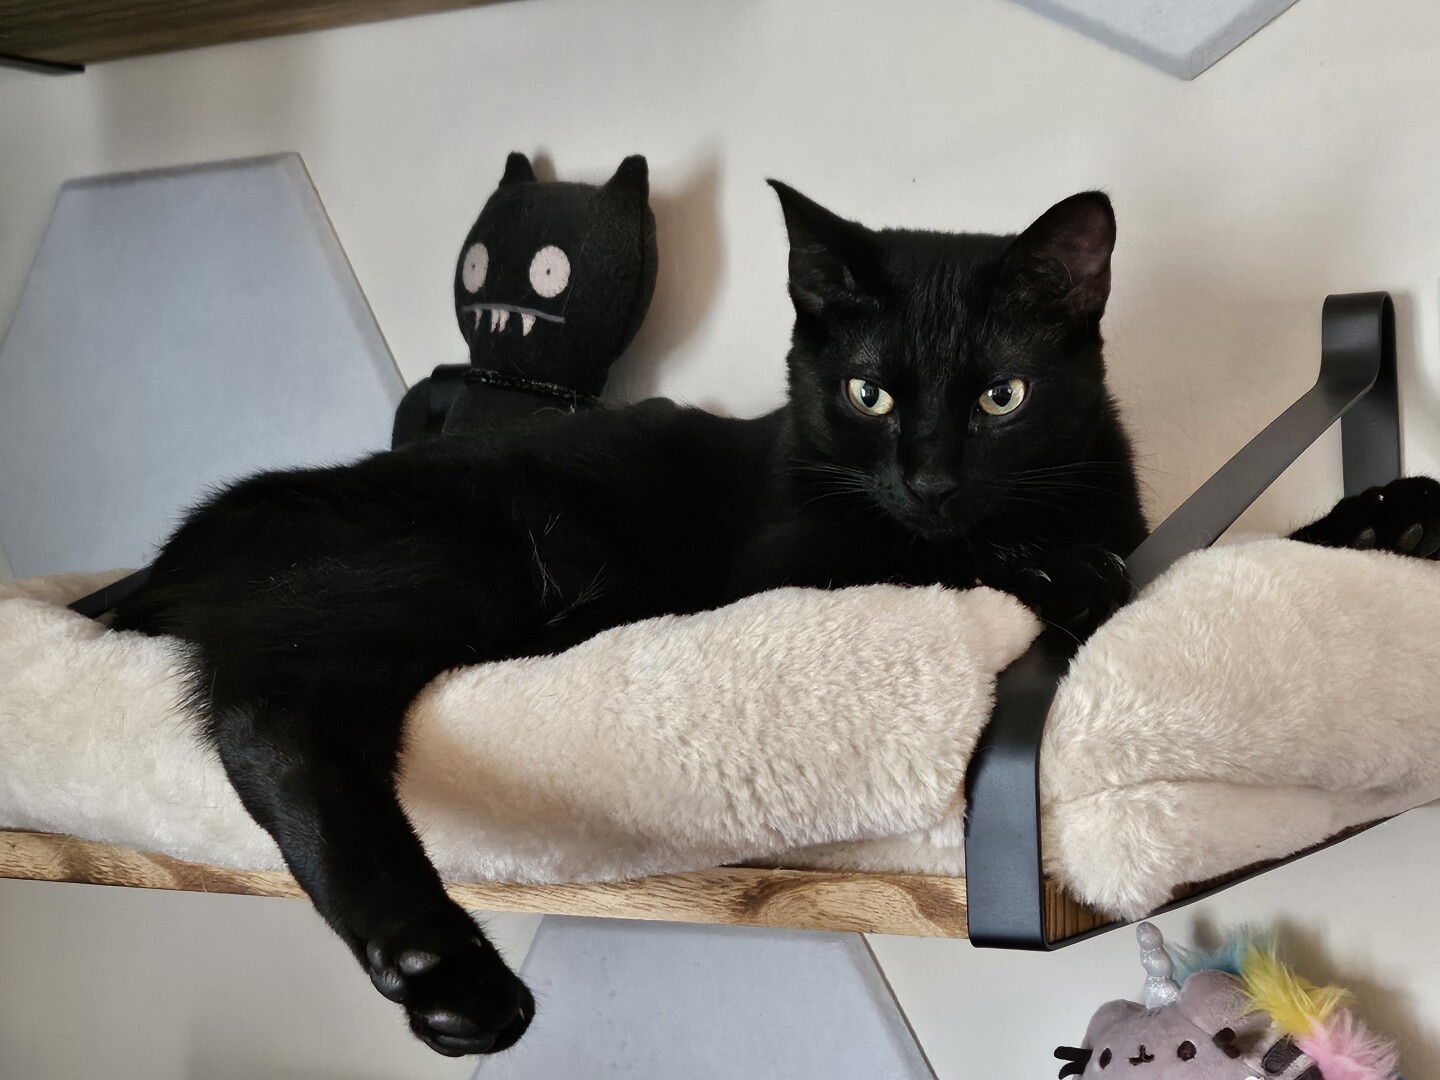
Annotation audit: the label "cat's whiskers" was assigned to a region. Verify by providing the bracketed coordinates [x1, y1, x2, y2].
[789, 461, 880, 512]
[987, 539, 1043, 564]
[1010, 479, 1130, 500]
[546, 564, 609, 627]
[789, 461, 872, 481]
[797, 486, 873, 511]
[526, 529, 559, 605]
[1010, 461, 1133, 480]
[994, 491, 1097, 518]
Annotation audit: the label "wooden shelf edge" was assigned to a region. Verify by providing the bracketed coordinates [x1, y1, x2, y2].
[2, 0, 507, 67]
[0, 829, 994, 937]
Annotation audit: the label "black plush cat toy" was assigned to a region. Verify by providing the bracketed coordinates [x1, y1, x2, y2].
[392, 153, 658, 445]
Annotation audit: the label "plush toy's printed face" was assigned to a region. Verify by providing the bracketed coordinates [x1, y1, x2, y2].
[1059, 973, 1324, 1080]
[459, 238, 570, 339]
[453, 153, 657, 398]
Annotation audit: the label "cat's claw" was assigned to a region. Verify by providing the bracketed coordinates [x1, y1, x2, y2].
[988, 545, 1131, 638]
[1291, 476, 1440, 559]
[364, 920, 534, 1056]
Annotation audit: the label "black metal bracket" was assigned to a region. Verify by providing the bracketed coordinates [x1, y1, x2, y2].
[963, 292, 1400, 950]
[1337, 295, 1401, 496]
[67, 567, 152, 619]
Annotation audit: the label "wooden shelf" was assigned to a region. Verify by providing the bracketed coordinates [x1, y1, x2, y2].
[0, 829, 1106, 940]
[0, 0, 506, 68]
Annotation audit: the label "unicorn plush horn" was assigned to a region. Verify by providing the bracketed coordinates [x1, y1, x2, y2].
[1137, 922, 1181, 1008]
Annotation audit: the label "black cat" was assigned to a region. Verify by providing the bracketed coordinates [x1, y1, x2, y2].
[112, 183, 1438, 1056]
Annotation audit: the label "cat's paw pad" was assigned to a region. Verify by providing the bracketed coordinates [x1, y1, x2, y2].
[365, 921, 534, 1056]
[1299, 476, 1440, 558]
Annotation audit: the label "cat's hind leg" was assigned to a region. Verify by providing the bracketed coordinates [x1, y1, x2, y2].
[209, 690, 534, 1056]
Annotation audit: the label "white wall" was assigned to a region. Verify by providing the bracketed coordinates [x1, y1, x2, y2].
[2, 0, 1439, 1075]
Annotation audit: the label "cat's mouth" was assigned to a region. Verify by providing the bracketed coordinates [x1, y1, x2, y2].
[463, 302, 566, 337]
[867, 500, 953, 541]
[885, 493, 977, 541]
[902, 512, 967, 541]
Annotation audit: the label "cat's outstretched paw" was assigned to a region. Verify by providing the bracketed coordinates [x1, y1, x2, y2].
[365, 914, 534, 1056]
[1290, 476, 1440, 559]
[986, 545, 1131, 639]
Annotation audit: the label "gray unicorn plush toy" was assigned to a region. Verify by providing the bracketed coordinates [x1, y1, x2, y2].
[1055, 923, 1400, 1080]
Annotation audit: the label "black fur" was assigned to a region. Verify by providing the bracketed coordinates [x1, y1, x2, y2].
[113, 185, 1146, 1055]
[111, 184, 1429, 1056]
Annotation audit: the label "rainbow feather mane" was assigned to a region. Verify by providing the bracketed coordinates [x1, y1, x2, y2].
[1239, 943, 1398, 1080]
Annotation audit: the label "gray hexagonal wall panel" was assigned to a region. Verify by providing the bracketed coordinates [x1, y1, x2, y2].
[1010, 0, 1302, 79]
[475, 918, 934, 1080]
[0, 154, 404, 578]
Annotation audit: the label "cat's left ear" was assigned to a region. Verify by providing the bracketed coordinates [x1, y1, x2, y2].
[1000, 192, 1115, 320]
[768, 180, 882, 319]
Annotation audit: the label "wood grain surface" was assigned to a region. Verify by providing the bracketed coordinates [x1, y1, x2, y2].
[0, 0, 505, 66]
[0, 829, 1113, 939]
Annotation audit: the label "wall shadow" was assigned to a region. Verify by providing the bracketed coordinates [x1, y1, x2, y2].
[605, 155, 723, 403]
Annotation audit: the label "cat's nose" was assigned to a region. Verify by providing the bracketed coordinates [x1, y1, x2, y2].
[904, 471, 958, 509]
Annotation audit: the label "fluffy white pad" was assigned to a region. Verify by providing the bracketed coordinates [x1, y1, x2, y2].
[3, 540, 1437, 920]
[0, 574, 1035, 884]
[1043, 538, 1440, 916]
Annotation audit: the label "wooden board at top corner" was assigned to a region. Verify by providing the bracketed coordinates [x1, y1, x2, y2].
[0, 0, 512, 67]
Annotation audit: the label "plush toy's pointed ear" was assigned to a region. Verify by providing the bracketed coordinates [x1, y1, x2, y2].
[500, 152, 536, 188]
[768, 179, 882, 319]
[999, 191, 1115, 320]
[603, 155, 649, 203]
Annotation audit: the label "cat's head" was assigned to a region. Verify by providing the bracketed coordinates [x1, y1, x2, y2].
[772, 181, 1123, 540]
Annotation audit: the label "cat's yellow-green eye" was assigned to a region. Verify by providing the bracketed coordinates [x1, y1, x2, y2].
[845, 378, 895, 417]
[978, 378, 1027, 417]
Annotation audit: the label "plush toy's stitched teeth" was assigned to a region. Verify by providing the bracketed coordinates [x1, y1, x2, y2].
[521, 314, 536, 336]
[496, 311, 510, 333]
[490, 309, 501, 331]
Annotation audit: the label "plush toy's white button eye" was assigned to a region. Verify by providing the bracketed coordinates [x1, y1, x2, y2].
[461, 243, 489, 292]
[529, 245, 571, 299]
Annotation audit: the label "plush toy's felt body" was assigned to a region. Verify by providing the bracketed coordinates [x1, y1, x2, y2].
[392, 153, 657, 446]
[1057, 924, 1400, 1080]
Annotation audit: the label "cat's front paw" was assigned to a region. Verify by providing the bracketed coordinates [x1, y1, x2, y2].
[1291, 476, 1440, 559]
[365, 911, 534, 1056]
[985, 545, 1131, 638]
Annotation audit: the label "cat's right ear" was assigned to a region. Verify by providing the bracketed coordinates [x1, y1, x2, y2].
[768, 180, 881, 319]
[500, 152, 536, 188]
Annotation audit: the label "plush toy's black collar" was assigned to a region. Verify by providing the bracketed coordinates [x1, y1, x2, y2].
[464, 367, 601, 410]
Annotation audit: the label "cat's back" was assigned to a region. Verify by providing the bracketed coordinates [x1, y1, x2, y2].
[365, 397, 779, 517]
[117, 398, 780, 637]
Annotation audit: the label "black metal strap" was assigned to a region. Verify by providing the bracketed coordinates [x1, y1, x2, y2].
[67, 567, 153, 618]
[963, 292, 1400, 950]
[961, 629, 1076, 949]
[1336, 294, 1400, 495]
[1128, 292, 1397, 591]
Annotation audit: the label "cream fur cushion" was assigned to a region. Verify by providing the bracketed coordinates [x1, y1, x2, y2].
[2, 539, 1437, 920]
